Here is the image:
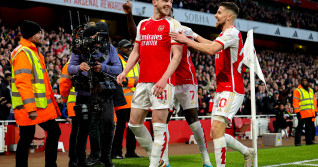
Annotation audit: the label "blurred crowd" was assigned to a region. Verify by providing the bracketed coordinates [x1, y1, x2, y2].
[137, 0, 318, 31]
[1, 20, 318, 121]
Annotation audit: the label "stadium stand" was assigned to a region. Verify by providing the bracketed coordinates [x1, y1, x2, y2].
[136, 0, 318, 31]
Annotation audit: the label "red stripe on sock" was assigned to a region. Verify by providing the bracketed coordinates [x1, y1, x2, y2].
[160, 132, 167, 159]
[221, 147, 226, 164]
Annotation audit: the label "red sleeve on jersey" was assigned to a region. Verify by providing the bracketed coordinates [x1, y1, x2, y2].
[215, 40, 224, 47]
[135, 40, 140, 43]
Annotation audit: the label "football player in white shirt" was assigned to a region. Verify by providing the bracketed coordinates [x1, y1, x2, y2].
[170, 2, 255, 167]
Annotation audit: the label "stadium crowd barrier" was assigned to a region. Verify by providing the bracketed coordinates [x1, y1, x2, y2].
[0, 115, 279, 153]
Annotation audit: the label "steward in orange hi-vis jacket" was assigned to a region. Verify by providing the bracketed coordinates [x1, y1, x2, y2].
[59, 61, 76, 117]
[11, 20, 61, 167]
[59, 61, 78, 165]
[293, 77, 317, 146]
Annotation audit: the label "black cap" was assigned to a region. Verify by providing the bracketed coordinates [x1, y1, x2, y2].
[118, 39, 133, 48]
[96, 21, 109, 33]
[21, 20, 42, 39]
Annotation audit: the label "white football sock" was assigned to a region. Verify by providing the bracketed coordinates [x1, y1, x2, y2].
[213, 136, 226, 167]
[189, 121, 211, 165]
[150, 123, 168, 167]
[128, 123, 153, 157]
[161, 125, 169, 165]
[224, 133, 249, 155]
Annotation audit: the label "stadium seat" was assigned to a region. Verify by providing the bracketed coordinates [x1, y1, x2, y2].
[31, 125, 45, 152]
[58, 141, 65, 152]
[233, 118, 251, 139]
[188, 135, 197, 144]
[32, 125, 45, 145]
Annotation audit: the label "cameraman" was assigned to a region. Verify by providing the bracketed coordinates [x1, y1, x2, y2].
[68, 22, 122, 167]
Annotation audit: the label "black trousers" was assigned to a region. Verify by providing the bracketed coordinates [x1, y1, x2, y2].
[88, 112, 101, 158]
[295, 117, 314, 145]
[112, 108, 136, 156]
[16, 119, 61, 167]
[69, 116, 79, 164]
[75, 96, 115, 166]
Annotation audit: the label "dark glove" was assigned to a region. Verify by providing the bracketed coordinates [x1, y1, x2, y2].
[296, 112, 301, 119]
[122, 77, 128, 87]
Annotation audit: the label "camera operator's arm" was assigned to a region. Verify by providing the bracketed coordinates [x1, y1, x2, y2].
[68, 53, 90, 74]
[117, 43, 140, 86]
[99, 45, 122, 75]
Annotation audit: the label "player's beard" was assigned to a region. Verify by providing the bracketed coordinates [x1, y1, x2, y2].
[216, 20, 225, 29]
[158, 5, 170, 17]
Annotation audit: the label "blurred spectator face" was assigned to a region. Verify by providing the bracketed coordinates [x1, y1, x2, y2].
[53, 88, 58, 94]
[45, 56, 50, 63]
[7, 44, 12, 51]
[56, 58, 61, 65]
[48, 63, 54, 70]
[49, 55, 54, 62]
[279, 103, 284, 110]
[198, 87, 203, 95]
[1, 59, 6, 66]
[62, 56, 68, 64]
[57, 52, 62, 59]
[48, 70, 54, 78]
[5, 74, 11, 84]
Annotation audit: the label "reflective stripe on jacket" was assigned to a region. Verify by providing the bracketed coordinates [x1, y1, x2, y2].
[293, 84, 317, 119]
[11, 47, 47, 109]
[10, 38, 59, 126]
[114, 54, 139, 111]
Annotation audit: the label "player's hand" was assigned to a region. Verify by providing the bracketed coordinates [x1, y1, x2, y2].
[153, 79, 167, 97]
[117, 72, 127, 86]
[0, 97, 7, 105]
[123, 0, 132, 14]
[79, 62, 90, 72]
[28, 111, 37, 120]
[92, 62, 102, 72]
[169, 31, 188, 44]
[66, 117, 72, 123]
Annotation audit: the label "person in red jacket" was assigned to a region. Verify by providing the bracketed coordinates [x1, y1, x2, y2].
[11, 20, 61, 167]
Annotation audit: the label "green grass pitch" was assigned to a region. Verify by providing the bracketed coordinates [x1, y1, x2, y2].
[103, 144, 318, 167]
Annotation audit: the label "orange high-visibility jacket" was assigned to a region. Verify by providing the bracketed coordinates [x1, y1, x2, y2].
[114, 54, 139, 111]
[10, 38, 60, 126]
[59, 62, 75, 117]
[293, 84, 317, 119]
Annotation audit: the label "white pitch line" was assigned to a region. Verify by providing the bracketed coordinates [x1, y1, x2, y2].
[262, 159, 318, 167]
[301, 164, 318, 166]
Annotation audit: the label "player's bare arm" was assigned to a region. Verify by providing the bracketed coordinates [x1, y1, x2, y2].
[123, 0, 137, 39]
[195, 34, 213, 45]
[170, 31, 223, 55]
[153, 44, 182, 97]
[117, 43, 140, 86]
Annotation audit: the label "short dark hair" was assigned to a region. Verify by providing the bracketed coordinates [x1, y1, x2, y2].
[220, 2, 239, 16]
